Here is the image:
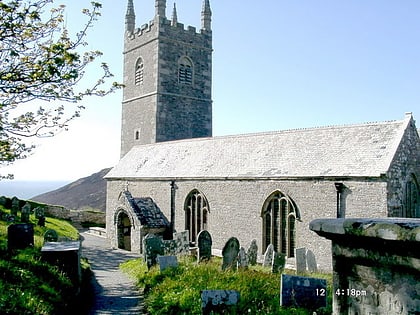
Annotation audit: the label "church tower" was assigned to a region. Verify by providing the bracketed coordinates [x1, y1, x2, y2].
[120, 0, 213, 157]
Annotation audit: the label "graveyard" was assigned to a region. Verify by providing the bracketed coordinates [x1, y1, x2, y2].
[121, 232, 333, 314]
[0, 199, 91, 314]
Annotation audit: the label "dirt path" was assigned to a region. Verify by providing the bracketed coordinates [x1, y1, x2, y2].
[80, 231, 143, 315]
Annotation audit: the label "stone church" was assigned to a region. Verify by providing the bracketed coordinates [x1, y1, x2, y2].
[105, 0, 420, 270]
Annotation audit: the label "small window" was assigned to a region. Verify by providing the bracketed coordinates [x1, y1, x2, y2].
[135, 58, 144, 85]
[404, 174, 420, 218]
[135, 130, 140, 140]
[178, 56, 193, 85]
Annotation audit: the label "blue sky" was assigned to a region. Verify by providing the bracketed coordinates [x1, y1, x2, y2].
[2, 0, 419, 181]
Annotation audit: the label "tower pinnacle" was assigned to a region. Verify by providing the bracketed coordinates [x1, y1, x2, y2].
[201, 0, 212, 31]
[155, 0, 166, 18]
[171, 2, 178, 26]
[125, 0, 136, 33]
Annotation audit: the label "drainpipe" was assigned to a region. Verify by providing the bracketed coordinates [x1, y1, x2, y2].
[334, 182, 344, 218]
[170, 180, 176, 236]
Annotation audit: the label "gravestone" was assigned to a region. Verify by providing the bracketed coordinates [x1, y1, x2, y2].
[41, 241, 81, 285]
[8, 223, 34, 251]
[247, 239, 258, 265]
[237, 247, 248, 269]
[157, 255, 178, 272]
[143, 234, 164, 269]
[34, 207, 45, 219]
[197, 230, 212, 262]
[173, 230, 189, 255]
[44, 229, 58, 242]
[280, 274, 327, 310]
[221, 237, 240, 271]
[201, 290, 240, 315]
[38, 216, 46, 227]
[263, 244, 274, 267]
[272, 252, 285, 274]
[11, 197, 19, 216]
[21, 202, 31, 223]
[306, 249, 317, 273]
[295, 247, 307, 274]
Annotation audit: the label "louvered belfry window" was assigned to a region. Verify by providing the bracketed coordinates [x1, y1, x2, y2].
[178, 57, 193, 85]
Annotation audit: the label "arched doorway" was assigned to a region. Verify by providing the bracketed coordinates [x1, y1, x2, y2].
[117, 211, 132, 251]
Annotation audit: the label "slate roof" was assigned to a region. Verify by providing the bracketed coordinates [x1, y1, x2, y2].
[106, 114, 414, 180]
[123, 191, 170, 228]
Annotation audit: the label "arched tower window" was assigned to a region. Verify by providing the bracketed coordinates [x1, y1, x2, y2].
[184, 189, 209, 245]
[262, 191, 299, 257]
[178, 56, 193, 85]
[404, 174, 420, 218]
[135, 58, 144, 85]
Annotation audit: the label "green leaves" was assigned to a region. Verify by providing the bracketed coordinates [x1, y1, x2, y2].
[0, 0, 122, 172]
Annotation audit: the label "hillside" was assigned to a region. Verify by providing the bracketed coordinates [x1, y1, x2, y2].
[31, 168, 111, 212]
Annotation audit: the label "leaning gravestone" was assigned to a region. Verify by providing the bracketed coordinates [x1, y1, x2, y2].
[272, 252, 286, 274]
[280, 274, 327, 310]
[143, 234, 164, 269]
[21, 202, 31, 223]
[44, 229, 58, 242]
[263, 244, 274, 267]
[295, 247, 307, 274]
[247, 239, 258, 265]
[306, 249, 318, 273]
[201, 290, 240, 315]
[221, 237, 240, 271]
[157, 255, 178, 272]
[8, 223, 34, 251]
[197, 230, 212, 262]
[237, 247, 248, 269]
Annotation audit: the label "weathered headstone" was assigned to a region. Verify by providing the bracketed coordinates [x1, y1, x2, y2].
[263, 244, 274, 267]
[157, 255, 178, 272]
[143, 234, 164, 269]
[8, 223, 34, 251]
[197, 230, 212, 262]
[247, 239, 258, 266]
[306, 249, 317, 273]
[280, 274, 327, 310]
[44, 229, 58, 242]
[221, 237, 240, 271]
[162, 239, 177, 256]
[11, 197, 19, 216]
[201, 290, 240, 315]
[34, 207, 45, 219]
[21, 202, 31, 223]
[173, 230, 189, 255]
[237, 247, 248, 269]
[272, 252, 285, 274]
[295, 247, 307, 274]
[41, 241, 81, 285]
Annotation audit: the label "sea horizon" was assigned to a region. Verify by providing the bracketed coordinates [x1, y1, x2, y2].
[0, 180, 70, 200]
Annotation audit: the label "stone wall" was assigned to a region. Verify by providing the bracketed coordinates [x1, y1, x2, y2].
[310, 218, 420, 315]
[107, 177, 389, 271]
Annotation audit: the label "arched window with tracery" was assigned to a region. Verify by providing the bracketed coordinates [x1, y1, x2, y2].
[262, 191, 300, 257]
[184, 189, 209, 245]
[135, 57, 144, 85]
[178, 56, 193, 85]
[404, 174, 420, 218]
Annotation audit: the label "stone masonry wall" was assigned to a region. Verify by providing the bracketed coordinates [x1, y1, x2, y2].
[310, 218, 420, 315]
[107, 177, 388, 271]
[387, 116, 420, 217]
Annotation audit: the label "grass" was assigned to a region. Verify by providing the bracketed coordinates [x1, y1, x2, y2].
[0, 205, 87, 315]
[121, 256, 333, 315]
